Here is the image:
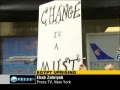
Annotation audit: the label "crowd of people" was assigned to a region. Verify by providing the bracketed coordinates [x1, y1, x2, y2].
[79, 63, 115, 70]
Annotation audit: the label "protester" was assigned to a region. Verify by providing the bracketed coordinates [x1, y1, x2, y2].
[79, 63, 115, 70]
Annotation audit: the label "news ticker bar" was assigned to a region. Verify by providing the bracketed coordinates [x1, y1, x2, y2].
[1, 70, 120, 84]
[1, 74, 120, 84]
[8, 74, 120, 84]
[36, 70, 120, 75]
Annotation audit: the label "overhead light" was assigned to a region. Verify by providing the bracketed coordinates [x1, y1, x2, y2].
[105, 26, 120, 32]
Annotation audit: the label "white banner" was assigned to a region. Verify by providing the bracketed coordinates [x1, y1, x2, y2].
[37, 0, 82, 70]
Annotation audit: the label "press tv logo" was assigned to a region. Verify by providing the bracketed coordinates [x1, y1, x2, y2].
[10, 75, 35, 84]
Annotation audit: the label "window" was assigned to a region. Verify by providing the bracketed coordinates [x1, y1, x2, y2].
[82, 19, 120, 69]
[0, 22, 38, 74]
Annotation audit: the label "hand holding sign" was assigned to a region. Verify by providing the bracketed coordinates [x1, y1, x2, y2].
[104, 63, 115, 70]
[79, 64, 87, 70]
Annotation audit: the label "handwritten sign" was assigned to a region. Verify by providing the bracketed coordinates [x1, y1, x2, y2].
[37, 0, 82, 70]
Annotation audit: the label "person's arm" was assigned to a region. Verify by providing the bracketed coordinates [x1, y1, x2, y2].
[79, 63, 115, 70]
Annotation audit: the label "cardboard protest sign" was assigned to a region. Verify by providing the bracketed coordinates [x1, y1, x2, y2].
[37, 0, 82, 70]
